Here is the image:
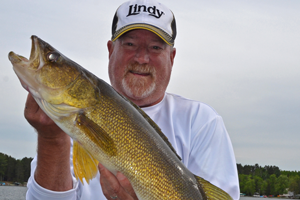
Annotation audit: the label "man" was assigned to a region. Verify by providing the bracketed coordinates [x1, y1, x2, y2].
[26, 0, 239, 199]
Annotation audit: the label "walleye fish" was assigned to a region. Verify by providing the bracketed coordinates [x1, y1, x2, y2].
[8, 36, 232, 200]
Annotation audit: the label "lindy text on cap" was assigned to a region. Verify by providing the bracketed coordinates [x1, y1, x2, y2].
[127, 4, 165, 18]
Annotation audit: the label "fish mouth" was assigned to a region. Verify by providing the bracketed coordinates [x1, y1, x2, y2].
[8, 35, 42, 67]
[8, 35, 43, 96]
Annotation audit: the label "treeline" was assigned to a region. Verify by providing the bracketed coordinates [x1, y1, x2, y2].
[2, 152, 300, 195]
[0, 152, 33, 183]
[238, 163, 300, 196]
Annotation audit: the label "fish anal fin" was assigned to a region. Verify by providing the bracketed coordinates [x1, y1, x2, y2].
[73, 141, 98, 184]
[195, 175, 233, 200]
[75, 113, 117, 156]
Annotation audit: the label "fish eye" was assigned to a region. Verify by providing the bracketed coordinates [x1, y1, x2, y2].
[47, 52, 60, 62]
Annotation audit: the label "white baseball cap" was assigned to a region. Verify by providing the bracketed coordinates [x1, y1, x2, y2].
[111, 0, 177, 46]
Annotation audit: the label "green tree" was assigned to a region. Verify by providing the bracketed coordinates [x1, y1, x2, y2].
[0, 153, 7, 181]
[15, 160, 24, 182]
[5, 155, 16, 181]
[261, 168, 269, 180]
[0, 153, 33, 182]
[265, 178, 271, 195]
[237, 164, 243, 174]
[275, 175, 289, 195]
[269, 174, 277, 195]
[239, 174, 247, 193]
[254, 175, 263, 194]
[282, 170, 300, 178]
[254, 164, 262, 177]
[237, 163, 300, 196]
[244, 175, 256, 196]
[261, 180, 268, 195]
[289, 175, 300, 195]
[21, 157, 33, 182]
[243, 165, 252, 175]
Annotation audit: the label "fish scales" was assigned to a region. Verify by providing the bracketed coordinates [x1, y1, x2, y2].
[82, 79, 202, 199]
[8, 35, 233, 200]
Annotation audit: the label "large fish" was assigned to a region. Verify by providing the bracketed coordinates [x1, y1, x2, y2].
[8, 36, 232, 200]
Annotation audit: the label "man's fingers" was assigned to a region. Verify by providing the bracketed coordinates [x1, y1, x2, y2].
[24, 93, 61, 133]
[116, 172, 138, 199]
[98, 163, 121, 196]
[98, 163, 135, 200]
[98, 163, 119, 188]
[25, 93, 39, 116]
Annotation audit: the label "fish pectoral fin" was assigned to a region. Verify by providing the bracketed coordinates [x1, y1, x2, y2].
[75, 113, 117, 156]
[73, 141, 99, 184]
[195, 175, 233, 200]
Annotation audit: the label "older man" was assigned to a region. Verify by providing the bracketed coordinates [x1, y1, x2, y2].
[26, 0, 239, 199]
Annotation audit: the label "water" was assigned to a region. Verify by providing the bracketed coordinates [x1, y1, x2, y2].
[0, 186, 27, 200]
[241, 197, 288, 200]
[0, 187, 293, 200]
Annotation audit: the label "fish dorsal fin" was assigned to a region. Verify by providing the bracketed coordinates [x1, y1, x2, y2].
[120, 94, 182, 161]
[195, 175, 233, 200]
[73, 141, 98, 184]
[140, 109, 182, 161]
[75, 113, 117, 157]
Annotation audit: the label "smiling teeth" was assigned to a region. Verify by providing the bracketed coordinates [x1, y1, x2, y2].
[130, 71, 149, 75]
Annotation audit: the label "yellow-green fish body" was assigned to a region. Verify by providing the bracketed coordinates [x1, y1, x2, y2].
[9, 36, 232, 200]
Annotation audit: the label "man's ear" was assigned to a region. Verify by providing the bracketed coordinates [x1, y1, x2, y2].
[170, 47, 176, 66]
[107, 40, 114, 58]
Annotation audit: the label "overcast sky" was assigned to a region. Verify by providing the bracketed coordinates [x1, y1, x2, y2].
[1, 0, 299, 171]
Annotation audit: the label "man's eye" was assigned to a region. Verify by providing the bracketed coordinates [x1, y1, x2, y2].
[152, 46, 162, 50]
[126, 43, 133, 46]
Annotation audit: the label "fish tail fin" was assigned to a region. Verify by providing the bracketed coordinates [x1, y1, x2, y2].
[195, 175, 233, 200]
[73, 141, 99, 184]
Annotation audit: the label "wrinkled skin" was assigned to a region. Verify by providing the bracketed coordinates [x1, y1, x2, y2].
[108, 30, 176, 107]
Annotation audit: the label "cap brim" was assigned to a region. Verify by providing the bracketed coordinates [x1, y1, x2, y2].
[111, 24, 174, 46]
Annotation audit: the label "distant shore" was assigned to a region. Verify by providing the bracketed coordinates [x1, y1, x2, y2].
[0, 181, 27, 187]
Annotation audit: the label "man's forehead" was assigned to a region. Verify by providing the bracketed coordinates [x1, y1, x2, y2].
[120, 29, 166, 44]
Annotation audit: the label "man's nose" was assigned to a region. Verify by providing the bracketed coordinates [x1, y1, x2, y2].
[134, 47, 150, 64]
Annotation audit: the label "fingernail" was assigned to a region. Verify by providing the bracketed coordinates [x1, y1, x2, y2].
[98, 163, 104, 172]
[116, 172, 126, 181]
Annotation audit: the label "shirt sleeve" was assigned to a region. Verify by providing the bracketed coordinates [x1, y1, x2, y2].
[26, 143, 82, 200]
[188, 114, 240, 200]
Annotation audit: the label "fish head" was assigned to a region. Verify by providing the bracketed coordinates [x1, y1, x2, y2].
[8, 35, 82, 105]
[8, 35, 101, 124]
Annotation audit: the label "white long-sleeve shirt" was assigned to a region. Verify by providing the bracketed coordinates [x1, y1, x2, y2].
[26, 93, 240, 200]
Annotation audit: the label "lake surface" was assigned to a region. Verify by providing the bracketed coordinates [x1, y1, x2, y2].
[0, 186, 27, 200]
[0, 187, 292, 200]
[241, 197, 288, 200]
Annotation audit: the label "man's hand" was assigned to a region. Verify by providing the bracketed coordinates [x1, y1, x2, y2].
[25, 93, 64, 138]
[25, 93, 73, 191]
[98, 163, 138, 200]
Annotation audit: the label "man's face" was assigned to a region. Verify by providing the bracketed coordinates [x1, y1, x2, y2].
[108, 29, 176, 107]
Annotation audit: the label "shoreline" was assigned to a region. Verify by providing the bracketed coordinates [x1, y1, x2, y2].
[0, 181, 27, 187]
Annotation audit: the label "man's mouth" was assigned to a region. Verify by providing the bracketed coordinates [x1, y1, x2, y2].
[129, 70, 150, 76]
